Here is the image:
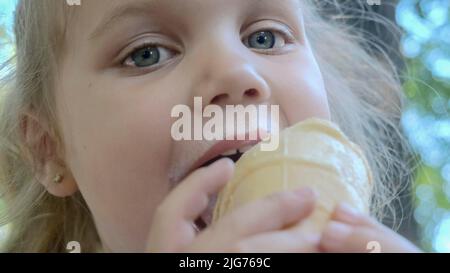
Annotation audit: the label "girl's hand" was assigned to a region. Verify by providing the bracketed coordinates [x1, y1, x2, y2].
[319, 203, 423, 253]
[146, 158, 319, 252]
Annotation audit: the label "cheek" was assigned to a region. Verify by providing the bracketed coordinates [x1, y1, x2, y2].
[271, 49, 330, 125]
[58, 77, 179, 249]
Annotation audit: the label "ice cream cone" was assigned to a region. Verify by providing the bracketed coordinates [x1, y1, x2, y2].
[212, 118, 373, 235]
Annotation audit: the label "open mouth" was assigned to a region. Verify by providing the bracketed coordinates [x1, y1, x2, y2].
[192, 143, 256, 232]
[199, 146, 250, 168]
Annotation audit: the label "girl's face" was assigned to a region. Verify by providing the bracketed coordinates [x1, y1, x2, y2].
[56, 0, 330, 251]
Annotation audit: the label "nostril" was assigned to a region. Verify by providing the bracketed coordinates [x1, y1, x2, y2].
[244, 89, 259, 97]
[211, 94, 229, 104]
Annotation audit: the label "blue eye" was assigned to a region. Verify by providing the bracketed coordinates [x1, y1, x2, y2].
[130, 46, 160, 67]
[248, 31, 275, 49]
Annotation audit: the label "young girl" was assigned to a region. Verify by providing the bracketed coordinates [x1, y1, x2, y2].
[0, 0, 421, 252]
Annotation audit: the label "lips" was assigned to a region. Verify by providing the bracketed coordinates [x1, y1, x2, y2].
[200, 142, 256, 168]
[191, 139, 262, 169]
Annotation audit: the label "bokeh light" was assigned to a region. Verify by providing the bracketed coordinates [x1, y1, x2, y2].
[398, 0, 450, 252]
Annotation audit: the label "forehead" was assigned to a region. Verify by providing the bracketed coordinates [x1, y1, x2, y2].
[72, 0, 302, 38]
[83, 0, 301, 14]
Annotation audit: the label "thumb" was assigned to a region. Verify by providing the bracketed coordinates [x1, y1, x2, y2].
[146, 158, 234, 252]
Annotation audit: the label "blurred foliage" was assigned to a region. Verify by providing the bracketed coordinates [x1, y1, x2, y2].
[398, 0, 450, 252]
[404, 58, 450, 107]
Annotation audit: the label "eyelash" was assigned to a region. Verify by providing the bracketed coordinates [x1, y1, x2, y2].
[120, 27, 295, 70]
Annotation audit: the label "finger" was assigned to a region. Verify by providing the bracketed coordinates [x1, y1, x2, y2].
[162, 158, 235, 222]
[331, 203, 380, 228]
[319, 221, 375, 253]
[213, 187, 317, 239]
[233, 227, 320, 253]
[147, 158, 234, 252]
[319, 221, 422, 253]
[332, 205, 423, 251]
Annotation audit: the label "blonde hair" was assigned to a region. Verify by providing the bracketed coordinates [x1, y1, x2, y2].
[302, 0, 414, 225]
[0, 0, 99, 252]
[0, 0, 413, 252]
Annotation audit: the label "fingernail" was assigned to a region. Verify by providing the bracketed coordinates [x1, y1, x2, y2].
[323, 221, 352, 245]
[335, 203, 361, 223]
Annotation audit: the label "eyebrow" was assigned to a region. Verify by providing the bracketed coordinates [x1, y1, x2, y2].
[89, 0, 297, 41]
[89, 0, 159, 40]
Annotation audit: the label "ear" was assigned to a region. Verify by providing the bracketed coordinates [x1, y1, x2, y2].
[21, 112, 78, 197]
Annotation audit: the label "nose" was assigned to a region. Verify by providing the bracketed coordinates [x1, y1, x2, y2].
[191, 43, 271, 107]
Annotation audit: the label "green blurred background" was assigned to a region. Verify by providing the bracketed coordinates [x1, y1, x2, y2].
[0, 0, 449, 252]
[396, 0, 450, 252]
